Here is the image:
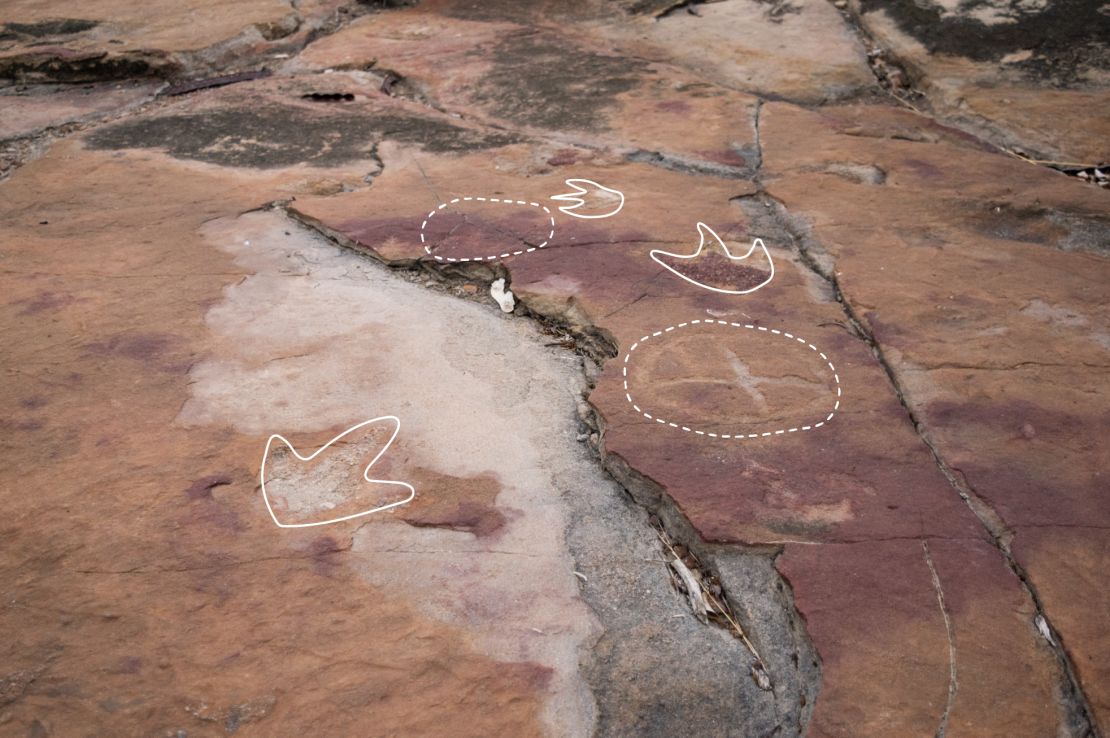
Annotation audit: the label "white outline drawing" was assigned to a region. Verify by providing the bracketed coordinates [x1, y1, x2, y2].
[421, 197, 556, 263]
[551, 178, 625, 219]
[650, 222, 774, 295]
[259, 416, 415, 528]
[418, 179, 625, 263]
[622, 320, 841, 439]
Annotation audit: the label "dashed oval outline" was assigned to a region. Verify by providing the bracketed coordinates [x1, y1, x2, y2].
[420, 196, 556, 263]
[622, 319, 842, 439]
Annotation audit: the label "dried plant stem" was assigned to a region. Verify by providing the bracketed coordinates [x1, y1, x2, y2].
[1003, 149, 1101, 169]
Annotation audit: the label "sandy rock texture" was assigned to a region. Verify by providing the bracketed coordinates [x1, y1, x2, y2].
[2, 0, 1107, 736]
[845, 0, 1110, 163]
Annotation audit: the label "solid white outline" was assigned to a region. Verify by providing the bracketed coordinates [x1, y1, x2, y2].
[420, 197, 556, 263]
[622, 320, 841, 439]
[259, 415, 415, 528]
[550, 178, 625, 219]
[650, 222, 774, 295]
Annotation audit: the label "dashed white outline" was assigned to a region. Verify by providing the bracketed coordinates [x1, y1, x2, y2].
[259, 415, 415, 528]
[622, 320, 841, 439]
[650, 222, 774, 295]
[550, 178, 625, 220]
[420, 196, 556, 263]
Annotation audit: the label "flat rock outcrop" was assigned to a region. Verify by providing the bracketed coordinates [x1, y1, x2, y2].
[2, 1, 1106, 736]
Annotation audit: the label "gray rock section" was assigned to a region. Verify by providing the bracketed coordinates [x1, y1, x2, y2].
[566, 447, 796, 737]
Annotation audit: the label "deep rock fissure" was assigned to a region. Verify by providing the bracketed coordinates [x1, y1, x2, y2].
[284, 203, 821, 736]
[625, 148, 757, 179]
[753, 191, 1101, 737]
[821, 0, 926, 107]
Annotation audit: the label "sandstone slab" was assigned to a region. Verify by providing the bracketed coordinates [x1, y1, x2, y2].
[0, 79, 803, 737]
[292, 114, 1079, 733]
[850, 0, 1110, 162]
[596, 0, 876, 104]
[295, 8, 762, 176]
[761, 98, 1109, 732]
[0, 141, 557, 736]
[779, 537, 1063, 737]
[0, 0, 349, 82]
[3, 1, 1106, 734]
[0, 80, 159, 140]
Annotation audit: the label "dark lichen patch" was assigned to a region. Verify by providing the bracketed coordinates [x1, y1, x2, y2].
[0, 50, 172, 83]
[968, 202, 1067, 246]
[1049, 211, 1110, 255]
[860, 0, 1110, 74]
[620, 0, 693, 15]
[956, 202, 1110, 255]
[374, 114, 524, 153]
[473, 34, 646, 131]
[84, 107, 523, 168]
[674, 82, 727, 98]
[1, 18, 99, 40]
[438, 0, 540, 21]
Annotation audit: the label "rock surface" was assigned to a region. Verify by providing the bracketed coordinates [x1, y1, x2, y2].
[597, 0, 876, 104]
[2, 0, 1107, 736]
[0, 0, 348, 82]
[846, 0, 1110, 162]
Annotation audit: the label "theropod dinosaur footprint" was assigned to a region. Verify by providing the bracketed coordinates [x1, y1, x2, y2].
[550, 178, 625, 219]
[650, 222, 774, 295]
[259, 415, 414, 528]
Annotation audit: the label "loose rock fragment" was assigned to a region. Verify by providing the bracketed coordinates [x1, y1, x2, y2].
[490, 278, 515, 313]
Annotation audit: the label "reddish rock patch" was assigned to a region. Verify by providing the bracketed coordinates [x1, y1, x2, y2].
[401, 468, 508, 538]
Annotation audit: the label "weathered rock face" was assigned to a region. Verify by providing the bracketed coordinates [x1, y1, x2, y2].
[758, 98, 1109, 733]
[0, 144, 555, 736]
[2, 0, 1107, 736]
[595, 0, 877, 104]
[0, 80, 159, 140]
[293, 9, 763, 175]
[0, 0, 348, 82]
[848, 0, 1110, 162]
[291, 122, 1098, 734]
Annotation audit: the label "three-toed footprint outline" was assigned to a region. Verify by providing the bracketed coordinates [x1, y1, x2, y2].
[650, 222, 774, 295]
[260, 415, 415, 528]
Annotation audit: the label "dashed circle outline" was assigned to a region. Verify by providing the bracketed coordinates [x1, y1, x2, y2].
[420, 196, 556, 263]
[622, 319, 842, 439]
